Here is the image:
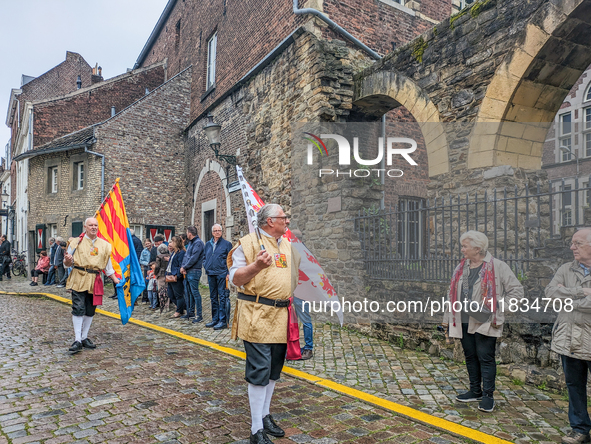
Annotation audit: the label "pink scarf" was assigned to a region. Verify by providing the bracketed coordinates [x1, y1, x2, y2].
[449, 257, 497, 326]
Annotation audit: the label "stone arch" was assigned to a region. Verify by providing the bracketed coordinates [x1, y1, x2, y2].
[191, 160, 232, 240]
[353, 70, 450, 177]
[470, 0, 591, 170]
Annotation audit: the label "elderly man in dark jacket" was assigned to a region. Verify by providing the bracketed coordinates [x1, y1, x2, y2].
[204, 224, 232, 330]
[181, 226, 205, 322]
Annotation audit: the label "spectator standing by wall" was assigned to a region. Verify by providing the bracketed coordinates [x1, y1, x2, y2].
[204, 224, 232, 330]
[0, 235, 11, 281]
[167, 236, 186, 318]
[181, 226, 205, 323]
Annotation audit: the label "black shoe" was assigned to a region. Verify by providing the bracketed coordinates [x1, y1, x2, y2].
[109, 295, 118, 299]
[263, 414, 285, 438]
[455, 390, 483, 402]
[81, 338, 96, 349]
[250, 429, 273, 444]
[205, 320, 217, 328]
[213, 322, 227, 330]
[478, 395, 495, 412]
[68, 341, 83, 354]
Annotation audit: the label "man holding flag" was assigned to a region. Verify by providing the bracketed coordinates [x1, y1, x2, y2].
[64, 217, 119, 354]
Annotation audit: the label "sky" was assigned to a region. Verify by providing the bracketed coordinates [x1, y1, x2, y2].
[0, 0, 169, 152]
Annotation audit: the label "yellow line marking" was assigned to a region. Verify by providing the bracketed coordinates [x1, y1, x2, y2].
[1, 291, 511, 444]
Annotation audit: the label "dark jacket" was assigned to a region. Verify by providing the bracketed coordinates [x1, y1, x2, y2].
[166, 250, 186, 279]
[0, 240, 11, 263]
[48, 243, 58, 266]
[131, 235, 142, 259]
[204, 237, 232, 276]
[54, 246, 65, 267]
[149, 245, 158, 263]
[181, 236, 204, 272]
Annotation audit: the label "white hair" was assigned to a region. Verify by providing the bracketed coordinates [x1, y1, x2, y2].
[257, 204, 283, 227]
[212, 224, 222, 232]
[576, 227, 591, 243]
[460, 230, 489, 255]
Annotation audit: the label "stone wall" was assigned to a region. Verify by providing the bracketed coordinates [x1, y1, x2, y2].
[95, 68, 191, 232]
[27, 148, 102, 239]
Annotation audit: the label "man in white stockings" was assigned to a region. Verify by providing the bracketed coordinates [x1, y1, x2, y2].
[64, 218, 119, 354]
[229, 204, 300, 444]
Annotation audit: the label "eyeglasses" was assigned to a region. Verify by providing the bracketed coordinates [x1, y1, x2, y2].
[272, 216, 289, 221]
[212, 230, 222, 232]
[571, 241, 588, 248]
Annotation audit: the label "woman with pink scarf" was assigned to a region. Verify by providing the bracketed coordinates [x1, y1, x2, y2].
[443, 230, 523, 413]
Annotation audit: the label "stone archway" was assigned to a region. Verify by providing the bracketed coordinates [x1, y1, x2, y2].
[191, 159, 232, 240]
[469, 0, 591, 170]
[353, 70, 449, 177]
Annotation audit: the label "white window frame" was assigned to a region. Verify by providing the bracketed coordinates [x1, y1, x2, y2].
[459, 0, 474, 9]
[50, 167, 58, 193]
[560, 136, 572, 162]
[75, 162, 84, 190]
[585, 83, 591, 103]
[130, 225, 143, 240]
[47, 224, 57, 239]
[206, 33, 217, 91]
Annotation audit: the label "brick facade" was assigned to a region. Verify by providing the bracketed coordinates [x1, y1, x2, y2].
[27, 68, 191, 238]
[9, 52, 93, 154]
[32, 64, 166, 148]
[138, 0, 450, 127]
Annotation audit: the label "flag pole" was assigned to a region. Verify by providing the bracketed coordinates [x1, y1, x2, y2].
[94, 178, 120, 218]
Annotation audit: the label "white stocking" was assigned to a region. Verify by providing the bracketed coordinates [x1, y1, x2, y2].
[81, 316, 93, 341]
[248, 383, 266, 434]
[72, 316, 83, 342]
[262, 379, 276, 417]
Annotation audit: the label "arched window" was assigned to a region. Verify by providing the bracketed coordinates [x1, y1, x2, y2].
[585, 82, 591, 102]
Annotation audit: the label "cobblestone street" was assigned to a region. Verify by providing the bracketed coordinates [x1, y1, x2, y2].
[0, 278, 584, 443]
[0, 290, 468, 444]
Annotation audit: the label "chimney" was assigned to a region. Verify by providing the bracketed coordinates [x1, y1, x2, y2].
[76, 75, 82, 89]
[111, 106, 116, 117]
[91, 64, 104, 85]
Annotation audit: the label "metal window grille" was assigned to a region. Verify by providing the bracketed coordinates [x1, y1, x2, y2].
[354, 180, 591, 282]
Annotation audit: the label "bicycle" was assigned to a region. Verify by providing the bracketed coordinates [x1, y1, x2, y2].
[11, 250, 27, 277]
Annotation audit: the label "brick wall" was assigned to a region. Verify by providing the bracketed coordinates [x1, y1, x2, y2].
[322, 0, 442, 56]
[33, 64, 166, 148]
[12, 52, 93, 154]
[26, 68, 191, 238]
[139, 0, 451, 128]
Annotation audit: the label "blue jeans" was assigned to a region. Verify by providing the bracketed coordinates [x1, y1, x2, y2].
[147, 290, 158, 308]
[208, 275, 227, 325]
[293, 297, 313, 351]
[562, 354, 591, 434]
[185, 270, 202, 318]
[46, 266, 56, 284]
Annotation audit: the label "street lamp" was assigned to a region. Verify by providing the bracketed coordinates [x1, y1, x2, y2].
[560, 145, 579, 177]
[203, 113, 236, 165]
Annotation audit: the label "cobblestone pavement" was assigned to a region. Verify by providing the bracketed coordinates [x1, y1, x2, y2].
[0, 291, 470, 444]
[2, 277, 583, 443]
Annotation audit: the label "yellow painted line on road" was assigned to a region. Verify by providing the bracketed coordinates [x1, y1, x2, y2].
[1, 290, 511, 444]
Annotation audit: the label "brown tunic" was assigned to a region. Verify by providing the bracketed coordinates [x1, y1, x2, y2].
[229, 232, 301, 343]
[66, 236, 112, 294]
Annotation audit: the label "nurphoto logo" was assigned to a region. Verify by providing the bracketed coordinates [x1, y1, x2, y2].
[303, 132, 418, 178]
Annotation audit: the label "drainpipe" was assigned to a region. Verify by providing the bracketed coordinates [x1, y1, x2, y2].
[294, 0, 387, 207]
[293, 0, 381, 60]
[85, 147, 105, 202]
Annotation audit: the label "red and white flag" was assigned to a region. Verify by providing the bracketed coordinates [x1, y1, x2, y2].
[236, 166, 343, 323]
